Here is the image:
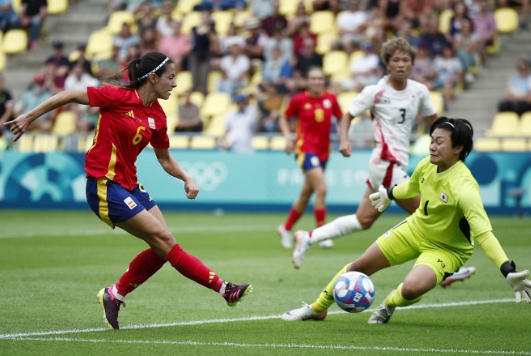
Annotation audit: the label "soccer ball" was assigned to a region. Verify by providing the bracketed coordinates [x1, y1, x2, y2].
[333, 271, 375, 313]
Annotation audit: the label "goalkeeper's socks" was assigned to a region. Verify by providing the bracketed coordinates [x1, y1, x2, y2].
[167, 244, 225, 292]
[310, 215, 362, 244]
[312, 263, 351, 312]
[115, 248, 166, 298]
[386, 283, 422, 308]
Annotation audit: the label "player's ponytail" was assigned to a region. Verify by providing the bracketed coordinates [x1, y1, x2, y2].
[121, 52, 173, 89]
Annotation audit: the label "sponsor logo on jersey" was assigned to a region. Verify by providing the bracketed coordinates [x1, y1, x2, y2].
[323, 99, 331, 108]
[379, 97, 391, 104]
[125, 110, 134, 118]
[124, 196, 137, 209]
[148, 117, 155, 129]
[440, 192, 448, 203]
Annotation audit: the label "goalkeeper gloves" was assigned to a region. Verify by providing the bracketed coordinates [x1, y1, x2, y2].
[501, 261, 531, 303]
[369, 185, 394, 212]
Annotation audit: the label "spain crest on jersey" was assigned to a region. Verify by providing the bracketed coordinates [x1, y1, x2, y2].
[148, 117, 155, 129]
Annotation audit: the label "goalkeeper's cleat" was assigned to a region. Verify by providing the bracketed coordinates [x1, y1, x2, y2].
[277, 225, 293, 249]
[292, 230, 311, 269]
[368, 290, 396, 324]
[440, 266, 477, 288]
[318, 239, 334, 248]
[223, 282, 253, 307]
[97, 287, 125, 330]
[281, 302, 328, 321]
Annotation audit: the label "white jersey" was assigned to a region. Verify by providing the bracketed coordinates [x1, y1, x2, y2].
[348, 76, 436, 167]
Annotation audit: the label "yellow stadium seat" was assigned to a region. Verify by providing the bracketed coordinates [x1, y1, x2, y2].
[0, 52, 5, 72]
[337, 91, 358, 111]
[168, 135, 189, 149]
[207, 71, 222, 93]
[175, 71, 193, 95]
[48, 0, 69, 15]
[517, 111, 531, 136]
[204, 114, 226, 136]
[279, 0, 298, 16]
[501, 138, 527, 151]
[16, 135, 33, 151]
[252, 136, 270, 150]
[107, 11, 135, 35]
[201, 92, 231, 119]
[474, 138, 501, 151]
[86, 30, 114, 59]
[12, 0, 21, 13]
[175, 0, 201, 15]
[316, 32, 336, 55]
[52, 110, 76, 135]
[303, 0, 314, 12]
[439, 9, 454, 34]
[2, 29, 27, 54]
[350, 50, 364, 63]
[190, 136, 217, 149]
[211, 11, 233, 36]
[323, 51, 348, 76]
[270, 136, 287, 151]
[494, 8, 519, 33]
[181, 12, 202, 35]
[233, 11, 250, 28]
[429, 91, 444, 115]
[188, 91, 205, 107]
[33, 135, 59, 152]
[486, 33, 500, 54]
[486, 112, 520, 136]
[310, 11, 336, 35]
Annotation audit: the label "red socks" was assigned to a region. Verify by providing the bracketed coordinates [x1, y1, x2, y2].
[115, 248, 166, 297]
[284, 208, 303, 231]
[166, 244, 224, 292]
[314, 208, 326, 227]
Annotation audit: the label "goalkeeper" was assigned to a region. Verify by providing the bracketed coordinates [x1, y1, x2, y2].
[282, 117, 531, 324]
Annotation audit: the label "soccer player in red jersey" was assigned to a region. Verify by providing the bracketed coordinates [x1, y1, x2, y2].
[277, 67, 343, 249]
[4, 52, 252, 330]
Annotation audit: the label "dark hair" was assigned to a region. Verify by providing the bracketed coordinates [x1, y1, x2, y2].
[380, 37, 416, 65]
[429, 116, 474, 162]
[121, 52, 174, 89]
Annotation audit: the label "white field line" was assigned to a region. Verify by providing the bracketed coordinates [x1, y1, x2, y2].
[0, 298, 514, 340]
[6, 337, 531, 355]
[0, 225, 277, 239]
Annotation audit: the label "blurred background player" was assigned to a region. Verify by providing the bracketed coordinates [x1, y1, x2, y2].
[282, 118, 531, 323]
[277, 67, 343, 249]
[5, 51, 252, 330]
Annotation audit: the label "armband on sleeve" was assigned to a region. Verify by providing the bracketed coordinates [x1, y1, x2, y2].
[500, 260, 516, 278]
[387, 185, 396, 200]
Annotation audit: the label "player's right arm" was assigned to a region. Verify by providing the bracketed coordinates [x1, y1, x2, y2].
[280, 95, 298, 154]
[4, 90, 89, 142]
[338, 111, 354, 157]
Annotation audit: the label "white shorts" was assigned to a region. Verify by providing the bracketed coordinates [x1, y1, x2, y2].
[367, 160, 409, 190]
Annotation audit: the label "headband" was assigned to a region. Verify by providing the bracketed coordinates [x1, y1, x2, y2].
[443, 122, 455, 129]
[139, 57, 169, 80]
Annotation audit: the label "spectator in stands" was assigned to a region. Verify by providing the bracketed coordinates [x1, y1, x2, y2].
[498, 59, 531, 116]
[335, 41, 380, 92]
[16, 74, 54, 132]
[292, 21, 317, 56]
[193, 0, 246, 11]
[261, 1, 288, 37]
[65, 62, 99, 92]
[263, 24, 293, 63]
[433, 45, 464, 107]
[380, 0, 404, 32]
[114, 22, 141, 61]
[0, 74, 14, 136]
[175, 90, 203, 133]
[449, 2, 472, 39]
[287, 1, 311, 36]
[243, 16, 268, 62]
[158, 20, 191, 73]
[395, 20, 420, 48]
[95, 45, 122, 81]
[20, 0, 47, 50]
[471, 0, 496, 66]
[136, 2, 157, 34]
[0, 0, 20, 33]
[70, 43, 94, 77]
[312, 0, 341, 14]
[250, 0, 274, 19]
[294, 38, 323, 90]
[420, 18, 451, 57]
[410, 44, 438, 90]
[223, 94, 259, 153]
[219, 22, 246, 56]
[262, 46, 294, 94]
[156, 0, 174, 37]
[190, 11, 219, 94]
[139, 26, 159, 56]
[402, 0, 433, 29]
[497, 0, 529, 29]
[453, 18, 480, 84]
[218, 40, 250, 98]
[335, 0, 370, 55]
[43, 39, 70, 91]
[72, 104, 99, 132]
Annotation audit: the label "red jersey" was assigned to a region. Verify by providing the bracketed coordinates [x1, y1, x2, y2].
[285, 91, 342, 161]
[85, 85, 170, 191]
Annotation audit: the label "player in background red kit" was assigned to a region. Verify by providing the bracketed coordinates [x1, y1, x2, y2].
[277, 68, 343, 250]
[4, 52, 252, 330]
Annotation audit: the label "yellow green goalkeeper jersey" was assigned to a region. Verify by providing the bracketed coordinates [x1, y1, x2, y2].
[393, 157, 492, 257]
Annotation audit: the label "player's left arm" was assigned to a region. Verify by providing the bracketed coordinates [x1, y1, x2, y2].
[153, 148, 199, 200]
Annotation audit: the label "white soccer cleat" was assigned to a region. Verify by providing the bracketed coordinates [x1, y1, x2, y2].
[277, 225, 293, 248]
[440, 266, 477, 288]
[368, 290, 396, 324]
[292, 230, 311, 269]
[281, 302, 328, 321]
[318, 239, 334, 248]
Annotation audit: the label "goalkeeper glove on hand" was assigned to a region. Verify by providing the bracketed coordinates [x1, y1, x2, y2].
[369, 185, 392, 212]
[506, 270, 531, 303]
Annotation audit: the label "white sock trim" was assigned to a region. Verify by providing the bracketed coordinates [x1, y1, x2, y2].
[218, 281, 228, 295]
[112, 284, 124, 301]
[310, 214, 363, 244]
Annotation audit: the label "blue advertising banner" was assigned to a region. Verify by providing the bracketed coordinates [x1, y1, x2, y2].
[1, 149, 530, 214]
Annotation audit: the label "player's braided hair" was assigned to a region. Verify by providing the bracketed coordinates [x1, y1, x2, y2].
[380, 37, 416, 64]
[122, 52, 174, 89]
[430, 116, 474, 162]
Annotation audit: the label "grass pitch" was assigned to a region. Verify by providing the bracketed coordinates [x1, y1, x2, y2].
[1, 210, 530, 356]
